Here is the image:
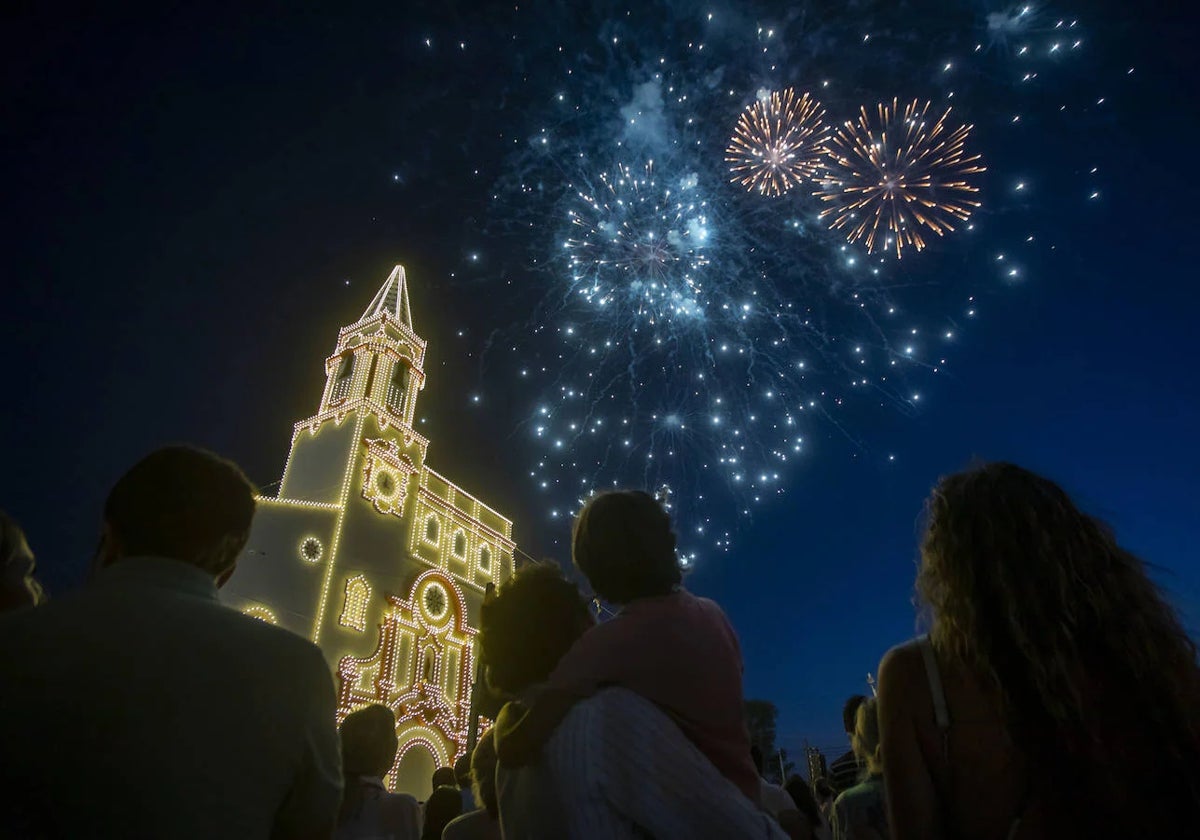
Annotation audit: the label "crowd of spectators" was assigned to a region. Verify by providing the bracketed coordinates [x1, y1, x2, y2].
[1, 445, 1198, 838]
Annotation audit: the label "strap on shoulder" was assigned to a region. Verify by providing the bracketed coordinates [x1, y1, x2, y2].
[917, 634, 951, 763]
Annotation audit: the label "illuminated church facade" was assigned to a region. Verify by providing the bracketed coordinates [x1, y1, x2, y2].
[223, 265, 516, 797]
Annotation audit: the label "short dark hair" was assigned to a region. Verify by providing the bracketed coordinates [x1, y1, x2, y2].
[478, 563, 593, 695]
[340, 704, 398, 777]
[104, 445, 256, 574]
[572, 490, 681, 604]
[842, 694, 867, 734]
[453, 752, 471, 787]
[431, 766, 457, 789]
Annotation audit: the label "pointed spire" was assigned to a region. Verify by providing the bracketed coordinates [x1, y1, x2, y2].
[361, 265, 413, 328]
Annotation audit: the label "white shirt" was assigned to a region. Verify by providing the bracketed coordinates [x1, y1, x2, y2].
[497, 687, 788, 839]
[335, 777, 421, 840]
[760, 778, 799, 818]
[0, 556, 342, 838]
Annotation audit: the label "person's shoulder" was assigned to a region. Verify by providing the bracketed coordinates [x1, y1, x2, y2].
[222, 611, 331, 675]
[381, 789, 420, 812]
[443, 808, 494, 840]
[878, 638, 928, 695]
[0, 592, 88, 651]
[839, 776, 884, 806]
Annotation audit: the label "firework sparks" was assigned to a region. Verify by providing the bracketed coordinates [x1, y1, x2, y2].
[565, 159, 711, 324]
[816, 98, 986, 258]
[726, 88, 829, 196]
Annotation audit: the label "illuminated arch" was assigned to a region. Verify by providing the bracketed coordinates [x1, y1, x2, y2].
[394, 726, 451, 768]
[424, 514, 440, 545]
[339, 575, 370, 632]
[451, 529, 467, 560]
[243, 604, 278, 625]
[478, 544, 492, 572]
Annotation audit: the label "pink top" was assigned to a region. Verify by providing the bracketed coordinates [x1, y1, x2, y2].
[546, 589, 760, 803]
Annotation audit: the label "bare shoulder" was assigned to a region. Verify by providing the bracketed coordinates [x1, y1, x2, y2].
[878, 639, 927, 690]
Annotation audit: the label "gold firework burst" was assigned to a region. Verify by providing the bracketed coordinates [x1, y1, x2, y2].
[815, 98, 986, 258]
[726, 89, 830, 197]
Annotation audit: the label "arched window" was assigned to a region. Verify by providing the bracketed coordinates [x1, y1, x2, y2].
[479, 545, 491, 571]
[424, 515, 439, 545]
[387, 360, 410, 413]
[331, 354, 355, 402]
[339, 575, 370, 632]
[422, 648, 436, 683]
[452, 530, 467, 560]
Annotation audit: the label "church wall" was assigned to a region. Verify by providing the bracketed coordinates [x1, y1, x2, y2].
[223, 503, 338, 638]
[278, 419, 358, 503]
[317, 489, 424, 673]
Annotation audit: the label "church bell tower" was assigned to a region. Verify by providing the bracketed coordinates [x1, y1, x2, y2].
[223, 264, 516, 799]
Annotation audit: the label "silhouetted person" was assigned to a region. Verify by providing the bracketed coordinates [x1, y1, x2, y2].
[785, 775, 830, 840]
[0, 510, 44, 610]
[337, 704, 419, 840]
[481, 563, 785, 838]
[751, 744, 808, 839]
[431, 767, 457, 791]
[878, 462, 1200, 839]
[827, 695, 867, 793]
[830, 697, 888, 840]
[453, 751, 475, 811]
[495, 490, 759, 803]
[442, 729, 501, 840]
[0, 446, 342, 839]
[422, 786, 463, 840]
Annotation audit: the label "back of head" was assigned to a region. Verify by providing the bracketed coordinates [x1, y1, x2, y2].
[478, 563, 593, 695]
[851, 697, 881, 776]
[784, 775, 822, 827]
[571, 490, 680, 604]
[841, 694, 866, 735]
[339, 705, 399, 825]
[918, 461, 1200, 831]
[103, 446, 256, 576]
[340, 704, 398, 778]
[422, 786, 463, 840]
[431, 766, 457, 790]
[470, 729, 499, 818]
[453, 752, 471, 788]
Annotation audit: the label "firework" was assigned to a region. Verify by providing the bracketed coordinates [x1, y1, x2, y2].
[565, 159, 711, 324]
[726, 88, 830, 197]
[815, 98, 986, 259]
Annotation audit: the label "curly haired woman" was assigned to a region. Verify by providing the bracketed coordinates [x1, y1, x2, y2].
[878, 463, 1200, 839]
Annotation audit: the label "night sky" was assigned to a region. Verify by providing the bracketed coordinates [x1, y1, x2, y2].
[4, 1, 1198, 758]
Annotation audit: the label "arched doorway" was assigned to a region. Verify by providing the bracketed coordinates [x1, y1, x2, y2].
[392, 739, 439, 801]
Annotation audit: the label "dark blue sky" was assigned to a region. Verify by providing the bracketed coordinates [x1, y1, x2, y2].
[3, 1, 1197, 756]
